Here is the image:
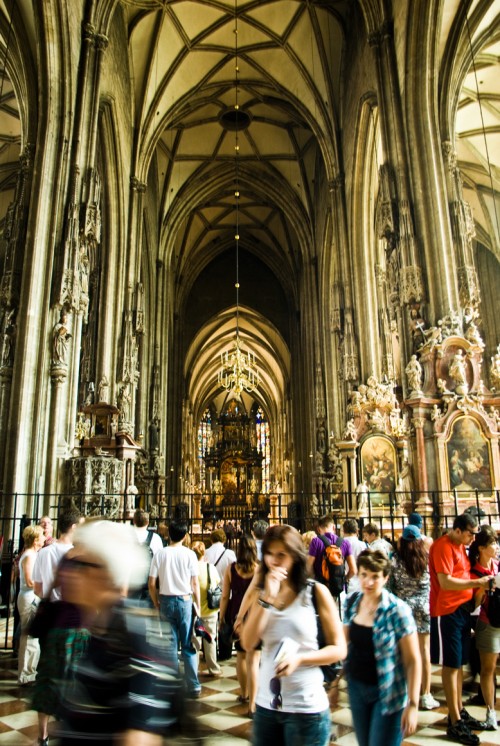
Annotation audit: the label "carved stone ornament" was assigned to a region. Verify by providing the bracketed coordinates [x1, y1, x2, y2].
[490, 345, 500, 392]
[400, 265, 424, 304]
[458, 265, 481, 310]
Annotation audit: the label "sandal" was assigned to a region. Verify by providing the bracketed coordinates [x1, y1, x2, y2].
[237, 694, 249, 703]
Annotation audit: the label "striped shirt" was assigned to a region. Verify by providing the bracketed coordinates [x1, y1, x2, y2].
[343, 588, 416, 714]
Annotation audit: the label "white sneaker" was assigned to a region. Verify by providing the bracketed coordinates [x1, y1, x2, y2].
[420, 693, 440, 710]
[484, 708, 498, 730]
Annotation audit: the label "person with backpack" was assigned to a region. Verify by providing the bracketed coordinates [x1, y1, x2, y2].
[130, 510, 163, 604]
[307, 515, 356, 600]
[469, 525, 500, 731]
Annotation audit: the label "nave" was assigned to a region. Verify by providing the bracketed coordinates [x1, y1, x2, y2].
[0, 647, 498, 745]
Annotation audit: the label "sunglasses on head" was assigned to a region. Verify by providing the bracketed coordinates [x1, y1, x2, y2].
[270, 676, 282, 710]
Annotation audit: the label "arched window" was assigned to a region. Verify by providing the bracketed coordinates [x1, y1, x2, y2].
[198, 409, 212, 491]
[256, 407, 270, 493]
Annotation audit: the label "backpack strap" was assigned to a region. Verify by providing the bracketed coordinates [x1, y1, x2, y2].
[214, 548, 226, 567]
[145, 529, 154, 547]
[318, 534, 332, 548]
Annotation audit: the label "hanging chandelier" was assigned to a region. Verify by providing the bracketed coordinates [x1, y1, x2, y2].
[217, 1, 259, 398]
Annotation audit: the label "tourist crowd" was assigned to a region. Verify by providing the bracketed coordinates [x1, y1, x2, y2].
[10, 507, 500, 746]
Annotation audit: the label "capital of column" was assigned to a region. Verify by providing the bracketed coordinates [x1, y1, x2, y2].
[50, 364, 68, 385]
[130, 176, 147, 193]
[442, 140, 457, 172]
[328, 173, 344, 193]
[413, 417, 425, 429]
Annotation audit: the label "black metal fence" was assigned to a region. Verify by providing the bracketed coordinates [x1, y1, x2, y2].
[0, 488, 497, 649]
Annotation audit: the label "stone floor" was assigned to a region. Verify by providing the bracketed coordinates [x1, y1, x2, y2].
[0, 645, 498, 744]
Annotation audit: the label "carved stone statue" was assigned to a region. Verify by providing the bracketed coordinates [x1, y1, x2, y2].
[52, 310, 72, 366]
[97, 375, 109, 402]
[465, 321, 484, 349]
[449, 349, 468, 395]
[343, 419, 357, 441]
[117, 383, 131, 421]
[356, 480, 369, 513]
[149, 417, 159, 451]
[125, 484, 138, 512]
[316, 422, 326, 453]
[1, 308, 16, 367]
[490, 345, 500, 392]
[405, 354, 423, 396]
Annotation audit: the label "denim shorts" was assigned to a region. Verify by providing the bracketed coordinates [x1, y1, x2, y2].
[252, 705, 331, 746]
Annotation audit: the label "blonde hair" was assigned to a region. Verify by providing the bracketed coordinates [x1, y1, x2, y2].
[22, 525, 44, 549]
[192, 541, 205, 560]
[301, 530, 316, 550]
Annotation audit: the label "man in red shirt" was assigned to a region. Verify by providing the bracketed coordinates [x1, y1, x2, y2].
[430, 513, 491, 744]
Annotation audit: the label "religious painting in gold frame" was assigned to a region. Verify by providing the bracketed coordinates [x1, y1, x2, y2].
[446, 416, 492, 492]
[359, 436, 397, 506]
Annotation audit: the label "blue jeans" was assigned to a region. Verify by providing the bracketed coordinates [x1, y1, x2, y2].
[252, 705, 330, 746]
[347, 677, 403, 746]
[159, 595, 200, 693]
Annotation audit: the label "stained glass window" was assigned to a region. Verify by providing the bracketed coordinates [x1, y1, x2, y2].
[256, 407, 270, 493]
[198, 409, 212, 490]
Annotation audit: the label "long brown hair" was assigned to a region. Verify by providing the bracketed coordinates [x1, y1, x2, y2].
[236, 534, 257, 574]
[396, 538, 428, 578]
[469, 525, 498, 568]
[258, 524, 308, 593]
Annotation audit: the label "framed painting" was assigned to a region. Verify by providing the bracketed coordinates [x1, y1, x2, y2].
[359, 436, 397, 506]
[446, 417, 492, 491]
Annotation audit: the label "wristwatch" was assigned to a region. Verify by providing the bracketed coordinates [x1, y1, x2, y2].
[258, 596, 273, 609]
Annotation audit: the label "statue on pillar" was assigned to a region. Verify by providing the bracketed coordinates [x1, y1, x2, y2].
[490, 345, 500, 392]
[1, 308, 16, 367]
[52, 310, 72, 366]
[405, 355, 423, 397]
[449, 349, 468, 395]
[356, 480, 369, 513]
[97, 375, 109, 403]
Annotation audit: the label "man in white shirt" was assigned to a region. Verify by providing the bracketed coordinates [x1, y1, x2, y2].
[362, 522, 394, 558]
[130, 509, 163, 604]
[132, 509, 163, 555]
[149, 520, 201, 697]
[33, 508, 81, 600]
[204, 529, 236, 578]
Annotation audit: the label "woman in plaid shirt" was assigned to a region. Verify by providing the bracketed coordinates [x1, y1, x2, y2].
[343, 549, 421, 746]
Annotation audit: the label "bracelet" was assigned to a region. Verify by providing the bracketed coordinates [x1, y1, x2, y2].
[407, 701, 418, 707]
[258, 597, 273, 609]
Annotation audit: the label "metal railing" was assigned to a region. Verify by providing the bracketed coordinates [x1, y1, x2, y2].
[0, 487, 497, 649]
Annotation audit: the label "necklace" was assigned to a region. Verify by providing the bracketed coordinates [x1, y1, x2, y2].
[360, 599, 379, 616]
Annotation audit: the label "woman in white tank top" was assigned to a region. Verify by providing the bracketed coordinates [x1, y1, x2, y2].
[241, 524, 346, 746]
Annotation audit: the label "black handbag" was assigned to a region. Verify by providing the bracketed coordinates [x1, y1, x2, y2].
[217, 621, 233, 661]
[206, 564, 222, 610]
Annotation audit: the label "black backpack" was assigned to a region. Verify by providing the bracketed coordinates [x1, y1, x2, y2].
[317, 534, 345, 597]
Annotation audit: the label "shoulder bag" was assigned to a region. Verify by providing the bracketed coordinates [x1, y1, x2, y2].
[206, 564, 222, 610]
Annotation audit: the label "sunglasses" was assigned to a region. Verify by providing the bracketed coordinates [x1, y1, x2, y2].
[270, 676, 282, 710]
[66, 557, 104, 570]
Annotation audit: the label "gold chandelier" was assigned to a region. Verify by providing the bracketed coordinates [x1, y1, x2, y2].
[217, 1, 259, 398]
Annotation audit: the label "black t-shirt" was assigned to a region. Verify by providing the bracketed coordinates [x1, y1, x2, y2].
[347, 620, 378, 685]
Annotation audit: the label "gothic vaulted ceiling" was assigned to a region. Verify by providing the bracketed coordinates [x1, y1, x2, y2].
[0, 0, 498, 411]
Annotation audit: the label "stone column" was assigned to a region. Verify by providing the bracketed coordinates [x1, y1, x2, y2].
[413, 416, 428, 493]
[46, 363, 69, 497]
